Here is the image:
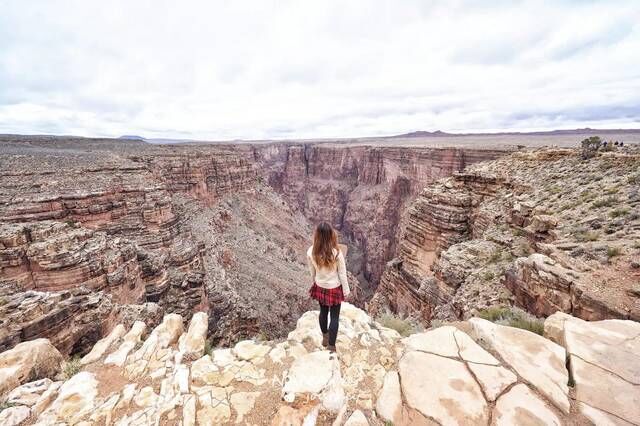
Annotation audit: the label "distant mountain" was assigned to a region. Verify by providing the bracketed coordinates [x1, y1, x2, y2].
[393, 130, 452, 138]
[119, 135, 146, 140]
[391, 128, 640, 138]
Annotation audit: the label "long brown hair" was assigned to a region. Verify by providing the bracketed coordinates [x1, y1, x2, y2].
[312, 222, 339, 268]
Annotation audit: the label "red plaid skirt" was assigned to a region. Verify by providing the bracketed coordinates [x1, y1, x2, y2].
[309, 283, 344, 306]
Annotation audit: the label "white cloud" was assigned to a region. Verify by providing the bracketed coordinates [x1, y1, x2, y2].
[0, 0, 639, 139]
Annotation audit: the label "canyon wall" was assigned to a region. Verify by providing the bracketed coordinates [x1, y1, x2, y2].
[0, 144, 258, 354]
[250, 143, 509, 295]
[372, 147, 640, 323]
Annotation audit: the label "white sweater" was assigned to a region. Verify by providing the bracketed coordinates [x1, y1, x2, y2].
[307, 246, 350, 296]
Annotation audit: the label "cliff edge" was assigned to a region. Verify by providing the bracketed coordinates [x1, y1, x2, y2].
[1, 303, 638, 425]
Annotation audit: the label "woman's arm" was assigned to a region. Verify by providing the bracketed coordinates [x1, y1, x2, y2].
[337, 251, 350, 296]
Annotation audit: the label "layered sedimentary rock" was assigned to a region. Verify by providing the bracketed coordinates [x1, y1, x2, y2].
[374, 146, 640, 323]
[0, 137, 258, 354]
[372, 172, 510, 321]
[2, 303, 636, 425]
[251, 143, 508, 293]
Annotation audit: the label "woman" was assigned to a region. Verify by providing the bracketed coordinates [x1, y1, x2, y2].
[307, 222, 350, 352]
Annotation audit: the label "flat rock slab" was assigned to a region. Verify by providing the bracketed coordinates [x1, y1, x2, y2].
[571, 356, 640, 425]
[564, 318, 640, 384]
[493, 384, 561, 426]
[548, 314, 640, 424]
[468, 363, 517, 402]
[282, 351, 338, 399]
[469, 318, 570, 413]
[399, 351, 488, 426]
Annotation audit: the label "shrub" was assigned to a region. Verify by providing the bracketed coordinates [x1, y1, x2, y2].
[580, 136, 602, 159]
[204, 339, 213, 356]
[574, 230, 599, 242]
[609, 208, 629, 218]
[605, 187, 619, 195]
[481, 271, 495, 281]
[593, 196, 617, 208]
[0, 402, 17, 413]
[477, 307, 511, 322]
[607, 246, 622, 258]
[62, 356, 82, 380]
[488, 248, 503, 263]
[627, 175, 638, 185]
[476, 307, 544, 335]
[377, 312, 418, 337]
[507, 317, 545, 335]
[515, 240, 534, 256]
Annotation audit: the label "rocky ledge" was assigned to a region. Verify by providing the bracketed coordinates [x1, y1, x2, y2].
[1, 303, 637, 425]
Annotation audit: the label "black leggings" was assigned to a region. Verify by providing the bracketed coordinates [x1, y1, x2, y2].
[319, 303, 341, 346]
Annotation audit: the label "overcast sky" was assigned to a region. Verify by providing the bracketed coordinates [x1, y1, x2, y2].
[1, 1, 639, 140]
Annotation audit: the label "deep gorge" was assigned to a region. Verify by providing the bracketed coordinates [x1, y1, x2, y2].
[0, 136, 509, 356]
[248, 143, 509, 295]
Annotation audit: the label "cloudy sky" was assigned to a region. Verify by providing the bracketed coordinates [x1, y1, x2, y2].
[1, 0, 639, 140]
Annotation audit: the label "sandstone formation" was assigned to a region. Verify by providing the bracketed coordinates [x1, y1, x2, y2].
[374, 146, 640, 323]
[1, 303, 636, 425]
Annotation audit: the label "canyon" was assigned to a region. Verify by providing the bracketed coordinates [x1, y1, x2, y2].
[0, 132, 639, 425]
[0, 134, 508, 356]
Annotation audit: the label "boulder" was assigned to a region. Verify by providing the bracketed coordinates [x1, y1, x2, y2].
[282, 351, 344, 412]
[233, 340, 271, 362]
[0, 338, 64, 396]
[0, 405, 31, 426]
[543, 311, 572, 345]
[179, 312, 208, 361]
[375, 371, 402, 423]
[404, 326, 499, 365]
[229, 391, 259, 423]
[467, 363, 517, 402]
[191, 355, 221, 386]
[104, 321, 146, 367]
[153, 313, 184, 348]
[81, 324, 125, 365]
[6, 378, 53, 406]
[555, 315, 640, 424]
[36, 371, 98, 424]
